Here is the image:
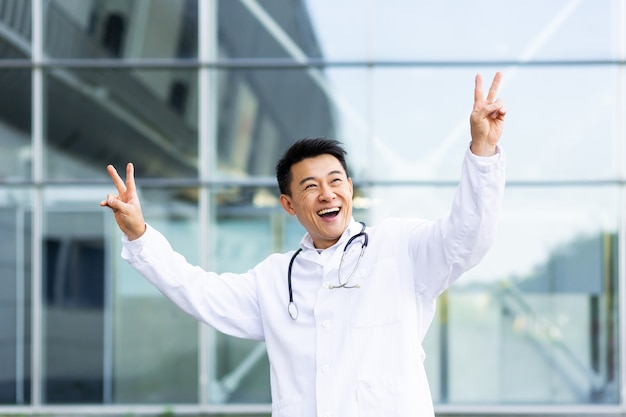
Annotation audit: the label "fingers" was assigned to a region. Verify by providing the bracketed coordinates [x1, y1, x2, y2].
[125, 162, 137, 195]
[100, 193, 122, 210]
[490, 102, 507, 119]
[474, 74, 484, 103]
[484, 98, 505, 114]
[105, 162, 138, 195]
[106, 164, 127, 194]
[102, 163, 137, 211]
[475, 72, 503, 104]
[486, 71, 503, 103]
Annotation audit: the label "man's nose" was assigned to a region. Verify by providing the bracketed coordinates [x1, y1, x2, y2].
[318, 184, 336, 201]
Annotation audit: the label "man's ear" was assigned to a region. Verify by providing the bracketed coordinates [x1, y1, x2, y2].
[279, 194, 296, 215]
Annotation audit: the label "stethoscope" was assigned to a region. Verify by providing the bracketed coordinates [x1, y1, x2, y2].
[287, 222, 368, 320]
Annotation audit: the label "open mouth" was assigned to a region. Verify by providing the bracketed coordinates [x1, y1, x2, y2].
[317, 207, 340, 218]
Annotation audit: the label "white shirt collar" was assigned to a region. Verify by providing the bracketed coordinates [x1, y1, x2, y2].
[299, 217, 361, 251]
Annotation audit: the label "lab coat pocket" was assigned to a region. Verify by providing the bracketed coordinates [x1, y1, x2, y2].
[271, 394, 302, 417]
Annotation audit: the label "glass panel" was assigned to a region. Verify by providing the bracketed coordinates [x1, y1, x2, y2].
[0, 68, 32, 182]
[0, 0, 32, 60]
[305, 0, 619, 61]
[0, 187, 31, 404]
[218, 0, 328, 60]
[42, 187, 108, 403]
[314, 68, 370, 180]
[303, 0, 369, 61]
[369, 66, 619, 181]
[44, 68, 198, 180]
[206, 189, 306, 404]
[109, 186, 199, 404]
[214, 69, 337, 180]
[404, 185, 619, 405]
[210, 213, 274, 404]
[44, 0, 198, 59]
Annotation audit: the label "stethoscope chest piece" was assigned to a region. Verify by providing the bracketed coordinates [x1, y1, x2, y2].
[288, 302, 298, 320]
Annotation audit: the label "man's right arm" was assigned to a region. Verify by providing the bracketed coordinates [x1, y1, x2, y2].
[121, 223, 265, 341]
[101, 163, 264, 340]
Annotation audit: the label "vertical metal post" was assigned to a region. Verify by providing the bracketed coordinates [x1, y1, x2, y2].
[102, 213, 113, 404]
[438, 291, 449, 402]
[30, 0, 44, 409]
[364, 0, 375, 224]
[618, 0, 626, 411]
[15, 208, 24, 404]
[198, 0, 218, 406]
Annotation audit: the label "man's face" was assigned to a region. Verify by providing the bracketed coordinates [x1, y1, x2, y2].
[279, 154, 353, 249]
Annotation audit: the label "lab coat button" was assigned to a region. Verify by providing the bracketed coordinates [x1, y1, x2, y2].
[322, 320, 332, 328]
[323, 281, 331, 289]
[321, 364, 331, 373]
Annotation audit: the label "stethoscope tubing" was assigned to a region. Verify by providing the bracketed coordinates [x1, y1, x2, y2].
[287, 222, 367, 320]
[287, 248, 302, 320]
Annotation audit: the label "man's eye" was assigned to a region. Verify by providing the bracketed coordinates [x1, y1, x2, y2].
[304, 184, 317, 189]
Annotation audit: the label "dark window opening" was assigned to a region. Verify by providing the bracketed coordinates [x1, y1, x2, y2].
[102, 13, 125, 57]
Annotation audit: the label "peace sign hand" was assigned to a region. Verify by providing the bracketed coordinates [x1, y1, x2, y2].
[470, 72, 507, 156]
[100, 163, 147, 240]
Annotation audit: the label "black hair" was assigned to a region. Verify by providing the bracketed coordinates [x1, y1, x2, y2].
[275, 138, 349, 196]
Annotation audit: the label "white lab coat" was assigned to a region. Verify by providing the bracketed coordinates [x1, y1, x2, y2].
[122, 147, 505, 417]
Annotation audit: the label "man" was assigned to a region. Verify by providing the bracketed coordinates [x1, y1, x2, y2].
[101, 72, 506, 416]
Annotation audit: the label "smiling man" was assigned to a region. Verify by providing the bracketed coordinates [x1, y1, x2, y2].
[101, 72, 506, 417]
[277, 147, 354, 250]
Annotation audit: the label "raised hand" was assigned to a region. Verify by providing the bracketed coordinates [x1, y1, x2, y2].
[470, 72, 506, 156]
[100, 163, 146, 240]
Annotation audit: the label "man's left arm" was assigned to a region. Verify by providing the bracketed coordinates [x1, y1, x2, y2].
[442, 71, 507, 277]
[409, 72, 507, 298]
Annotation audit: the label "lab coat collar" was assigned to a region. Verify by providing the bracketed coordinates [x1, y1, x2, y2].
[299, 217, 361, 252]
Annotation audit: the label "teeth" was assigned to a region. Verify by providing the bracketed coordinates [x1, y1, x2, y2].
[317, 207, 340, 215]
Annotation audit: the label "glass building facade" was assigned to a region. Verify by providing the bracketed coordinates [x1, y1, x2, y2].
[0, 0, 624, 415]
